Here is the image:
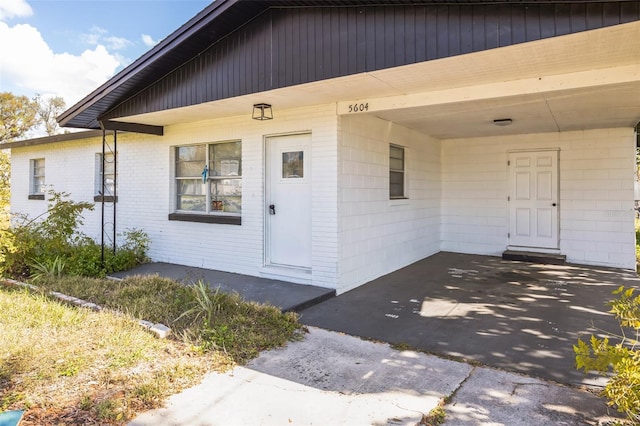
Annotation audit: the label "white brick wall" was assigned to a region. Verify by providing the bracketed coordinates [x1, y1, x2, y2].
[10, 104, 340, 288]
[338, 114, 442, 294]
[441, 128, 636, 269]
[10, 117, 636, 292]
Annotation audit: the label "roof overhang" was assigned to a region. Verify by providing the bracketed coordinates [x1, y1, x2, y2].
[109, 20, 640, 140]
[2, 130, 105, 149]
[58, 0, 640, 134]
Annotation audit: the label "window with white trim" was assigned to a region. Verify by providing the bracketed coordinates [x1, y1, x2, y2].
[174, 141, 242, 216]
[95, 152, 116, 201]
[389, 144, 405, 199]
[30, 158, 45, 196]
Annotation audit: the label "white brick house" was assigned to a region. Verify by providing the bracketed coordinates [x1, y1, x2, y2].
[7, 1, 640, 294]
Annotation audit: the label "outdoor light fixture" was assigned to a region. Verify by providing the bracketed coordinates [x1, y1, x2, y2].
[252, 103, 273, 120]
[493, 118, 513, 126]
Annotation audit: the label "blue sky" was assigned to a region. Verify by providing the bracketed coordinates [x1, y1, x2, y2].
[0, 0, 210, 107]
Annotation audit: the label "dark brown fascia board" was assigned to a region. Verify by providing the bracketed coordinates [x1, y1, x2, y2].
[57, 0, 240, 128]
[2, 130, 105, 149]
[100, 120, 164, 136]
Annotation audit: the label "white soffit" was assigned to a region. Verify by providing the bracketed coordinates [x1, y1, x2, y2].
[119, 21, 640, 139]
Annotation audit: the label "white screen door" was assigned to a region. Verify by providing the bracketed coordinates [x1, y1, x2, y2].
[508, 150, 559, 249]
[265, 133, 312, 269]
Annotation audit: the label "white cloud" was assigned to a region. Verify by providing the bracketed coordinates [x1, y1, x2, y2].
[82, 26, 131, 50]
[141, 34, 157, 47]
[105, 35, 132, 50]
[0, 21, 121, 106]
[0, 0, 33, 20]
[81, 26, 107, 46]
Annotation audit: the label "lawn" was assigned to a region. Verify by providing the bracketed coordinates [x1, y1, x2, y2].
[0, 275, 304, 425]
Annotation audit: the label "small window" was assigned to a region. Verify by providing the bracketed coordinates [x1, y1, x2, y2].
[389, 145, 405, 199]
[282, 151, 303, 178]
[30, 158, 45, 195]
[95, 152, 116, 201]
[175, 141, 242, 215]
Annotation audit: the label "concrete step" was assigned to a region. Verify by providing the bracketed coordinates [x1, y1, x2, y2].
[502, 250, 566, 265]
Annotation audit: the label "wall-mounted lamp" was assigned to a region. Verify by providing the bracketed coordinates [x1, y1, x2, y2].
[493, 118, 513, 126]
[252, 103, 273, 120]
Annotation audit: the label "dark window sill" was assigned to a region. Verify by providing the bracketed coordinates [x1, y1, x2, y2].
[168, 213, 241, 225]
[28, 194, 44, 200]
[94, 195, 118, 203]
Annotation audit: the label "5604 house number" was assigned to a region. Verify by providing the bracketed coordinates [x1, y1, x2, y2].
[347, 103, 369, 113]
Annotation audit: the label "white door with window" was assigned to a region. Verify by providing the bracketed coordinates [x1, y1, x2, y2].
[508, 150, 559, 249]
[265, 133, 312, 269]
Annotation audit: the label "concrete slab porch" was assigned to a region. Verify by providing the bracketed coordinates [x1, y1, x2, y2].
[109, 262, 335, 312]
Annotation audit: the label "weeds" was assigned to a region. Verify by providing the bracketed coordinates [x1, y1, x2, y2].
[176, 280, 224, 325]
[420, 406, 446, 426]
[29, 256, 66, 282]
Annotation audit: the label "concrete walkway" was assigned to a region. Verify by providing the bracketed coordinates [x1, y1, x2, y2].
[129, 327, 619, 426]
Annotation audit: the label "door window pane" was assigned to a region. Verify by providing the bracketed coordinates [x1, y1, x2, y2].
[282, 151, 303, 178]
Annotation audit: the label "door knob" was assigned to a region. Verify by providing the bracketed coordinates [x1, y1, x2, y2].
[269, 204, 276, 215]
[552, 203, 557, 206]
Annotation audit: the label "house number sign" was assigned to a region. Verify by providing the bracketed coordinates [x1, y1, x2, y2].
[347, 102, 369, 113]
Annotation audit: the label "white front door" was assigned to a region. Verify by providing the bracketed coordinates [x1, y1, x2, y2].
[265, 133, 312, 269]
[508, 150, 559, 249]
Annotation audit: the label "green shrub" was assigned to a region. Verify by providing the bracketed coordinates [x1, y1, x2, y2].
[574, 285, 640, 423]
[1, 189, 150, 279]
[1, 190, 92, 278]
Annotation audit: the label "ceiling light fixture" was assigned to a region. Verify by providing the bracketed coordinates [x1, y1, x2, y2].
[252, 103, 273, 120]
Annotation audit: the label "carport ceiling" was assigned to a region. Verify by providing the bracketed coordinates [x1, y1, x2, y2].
[375, 81, 640, 139]
[117, 21, 640, 140]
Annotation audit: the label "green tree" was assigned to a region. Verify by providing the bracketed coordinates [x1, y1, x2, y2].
[0, 92, 39, 143]
[34, 94, 66, 136]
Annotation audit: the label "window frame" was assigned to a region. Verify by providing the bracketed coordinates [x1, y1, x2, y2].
[389, 144, 406, 199]
[29, 158, 45, 199]
[171, 140, 242, 225]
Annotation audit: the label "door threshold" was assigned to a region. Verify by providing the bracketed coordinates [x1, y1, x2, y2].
[502, 250, 566, 265]
[261, 265, 312, 285]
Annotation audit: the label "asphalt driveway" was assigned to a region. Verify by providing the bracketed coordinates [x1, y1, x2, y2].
[298, 252, 639, 387]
